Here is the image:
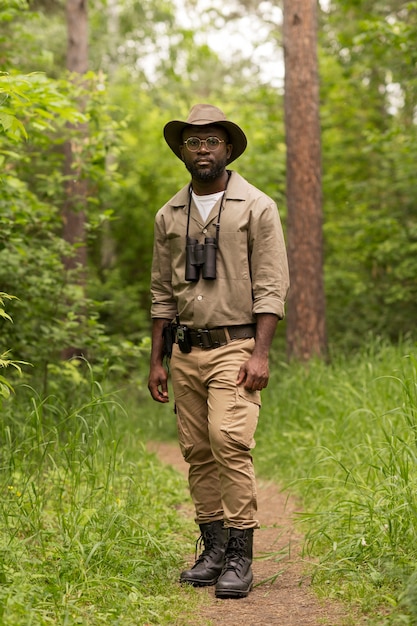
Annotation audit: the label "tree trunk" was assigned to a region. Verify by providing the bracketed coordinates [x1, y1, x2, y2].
[283, 0, 328, 361]
[66, 0, 88, 74]
[61, 0, 89, 360]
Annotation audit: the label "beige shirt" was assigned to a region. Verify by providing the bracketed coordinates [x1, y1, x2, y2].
[150, 171, 290, 329]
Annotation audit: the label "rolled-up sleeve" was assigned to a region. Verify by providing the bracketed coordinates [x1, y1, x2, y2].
[249, 200, 290, 320]
[150, 213, 177, 321]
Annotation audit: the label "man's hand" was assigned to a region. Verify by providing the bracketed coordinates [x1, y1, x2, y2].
[236, 313, 278, 391]
[236, 354, 269, 391]
[148, 318, 172, 403]
[148, 363, 170, 403]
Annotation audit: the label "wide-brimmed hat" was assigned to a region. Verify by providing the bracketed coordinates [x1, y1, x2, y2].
[163, 103, 247, 163]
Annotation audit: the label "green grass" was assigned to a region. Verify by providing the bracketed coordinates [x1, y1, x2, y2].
[0, 370, 200, 625]
[3, 340, 417, 624]
[255, 340, 417, 625]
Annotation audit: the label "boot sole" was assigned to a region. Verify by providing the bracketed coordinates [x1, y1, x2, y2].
[215, 584, 252, 599]
[180, 577, 219, 587]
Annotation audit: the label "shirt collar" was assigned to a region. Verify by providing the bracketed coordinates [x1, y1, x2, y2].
[167, 170, 246, 210]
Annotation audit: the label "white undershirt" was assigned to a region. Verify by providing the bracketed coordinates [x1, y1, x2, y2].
[192, 190, 223, 222]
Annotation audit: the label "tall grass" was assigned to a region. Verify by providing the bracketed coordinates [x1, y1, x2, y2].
[256, 340, 417, 624]
[6, 340, 416, 624]
[0, 367, 199, 625]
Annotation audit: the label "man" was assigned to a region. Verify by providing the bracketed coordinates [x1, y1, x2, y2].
[148, 104, 289, 599]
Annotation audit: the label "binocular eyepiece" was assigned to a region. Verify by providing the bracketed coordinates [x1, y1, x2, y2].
[185, 236, 217, 281]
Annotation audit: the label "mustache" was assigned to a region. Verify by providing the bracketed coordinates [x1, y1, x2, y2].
[194, 157, 214, 164]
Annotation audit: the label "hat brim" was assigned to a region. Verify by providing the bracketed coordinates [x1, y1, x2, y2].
[163, 119, 247, 164]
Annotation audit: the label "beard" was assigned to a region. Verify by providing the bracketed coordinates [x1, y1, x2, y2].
[184, 156, 228, 182]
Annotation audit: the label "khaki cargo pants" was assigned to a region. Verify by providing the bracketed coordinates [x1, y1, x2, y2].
[170, 338, 261, 530]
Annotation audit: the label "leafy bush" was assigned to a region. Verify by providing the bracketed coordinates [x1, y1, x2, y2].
[0, 292, 28, 399]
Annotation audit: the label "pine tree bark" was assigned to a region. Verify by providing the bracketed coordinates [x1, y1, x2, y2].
[283, 0, 328, 361]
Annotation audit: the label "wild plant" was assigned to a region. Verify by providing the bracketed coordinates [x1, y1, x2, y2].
[0, 365, 196, 625]
[256, 342, 417, 623]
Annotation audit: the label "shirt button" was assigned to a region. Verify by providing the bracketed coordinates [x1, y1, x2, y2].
[197, 295, 203, 301]
[202, 228, 208, 234]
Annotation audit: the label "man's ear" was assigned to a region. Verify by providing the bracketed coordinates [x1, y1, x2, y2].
[226, 144, 233, 160]
[179, 145, 185, 161]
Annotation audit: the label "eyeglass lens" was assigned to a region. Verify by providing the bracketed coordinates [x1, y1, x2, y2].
[184, 137, 224, 151]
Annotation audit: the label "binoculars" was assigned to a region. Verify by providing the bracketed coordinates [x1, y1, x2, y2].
[185, 236, 217, 281]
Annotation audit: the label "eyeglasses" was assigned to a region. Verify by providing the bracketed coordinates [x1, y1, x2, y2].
[183, 137, 225, 152]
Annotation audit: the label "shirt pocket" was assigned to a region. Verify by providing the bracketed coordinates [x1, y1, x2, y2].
[168, 234, 187, 285]
[217, 231, 250, 280]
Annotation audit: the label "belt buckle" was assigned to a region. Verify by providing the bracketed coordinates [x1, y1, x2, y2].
[197, 329, 213, 349]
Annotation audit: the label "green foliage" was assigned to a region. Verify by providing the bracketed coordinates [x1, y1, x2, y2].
[320, 1, 417, 347]
[0, 0, 28, 24]
[0, 374, 200, 625]
[254, 340, 417, 623]
[0, 292, 28, 399]
[0, 1, 65, 74]
[0, 67, 128, 378]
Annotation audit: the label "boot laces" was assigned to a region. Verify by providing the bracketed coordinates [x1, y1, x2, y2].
[223, 536, 247, 570]
[194, 528, 218, 563]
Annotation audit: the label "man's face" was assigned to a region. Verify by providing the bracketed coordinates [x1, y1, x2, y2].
[180, 125, 233, 183]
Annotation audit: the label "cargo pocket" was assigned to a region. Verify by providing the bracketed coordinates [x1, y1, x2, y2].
[221, 386, 261, 450]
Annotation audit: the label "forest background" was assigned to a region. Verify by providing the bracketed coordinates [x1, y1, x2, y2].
[1, 1, 417, 625]
[2, 0, 417, 372]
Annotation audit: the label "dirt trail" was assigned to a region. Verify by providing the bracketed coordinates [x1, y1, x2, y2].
[149, 441, 351, 626]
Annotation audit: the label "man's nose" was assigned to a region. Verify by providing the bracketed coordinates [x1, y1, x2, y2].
[198, 139, 210, 152]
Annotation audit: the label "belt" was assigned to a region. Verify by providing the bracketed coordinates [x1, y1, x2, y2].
[186, 324, 256, 349]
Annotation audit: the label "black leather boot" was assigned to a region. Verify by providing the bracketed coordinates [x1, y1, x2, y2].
[180, 520, 227, 587]
[215, 528, 254, 599]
